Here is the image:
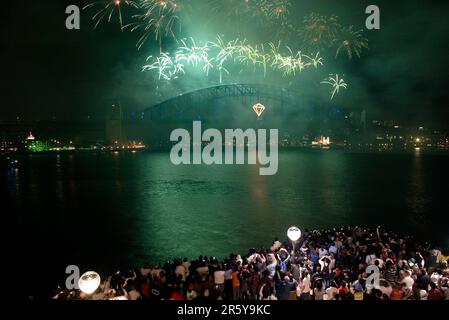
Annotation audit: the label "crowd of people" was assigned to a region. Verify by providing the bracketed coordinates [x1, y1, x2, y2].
[54, 226, 449, 301]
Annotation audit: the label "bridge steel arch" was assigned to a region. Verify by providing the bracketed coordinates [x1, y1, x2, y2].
[142, 83, 317, 122]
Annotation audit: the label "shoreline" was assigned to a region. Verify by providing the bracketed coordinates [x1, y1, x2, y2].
[3, 146, 449, 156]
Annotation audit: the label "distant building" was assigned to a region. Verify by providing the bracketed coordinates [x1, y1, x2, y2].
[105, 104, 126, 145]
[360, 110, 367, 131]
[349, 110, 367, 130]
[312, 136, 331, 148]
[26, 132, 35, 141]
[0, 139, 15, 151]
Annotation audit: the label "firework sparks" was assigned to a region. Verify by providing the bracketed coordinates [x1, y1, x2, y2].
[303, 52, 324, 69]
[261, 0, 291, 21]
[142, 36, 324, 82]
[211, 0, 260, 20]
[321, 74, 348, 100]
[299, 13, 369, 60]
[85, 0, 184, 48]
[85, 2, 369, 60]
[84, 0, 138, 29]
[301, 13, 341, 53]
[335, 26, 369, 59]
[129, 0, 184, 50]
[211, 0, 291, 23]
[142, 53, 175, 80]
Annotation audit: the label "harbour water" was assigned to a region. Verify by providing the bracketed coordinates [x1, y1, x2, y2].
[3, 150, 449, 295]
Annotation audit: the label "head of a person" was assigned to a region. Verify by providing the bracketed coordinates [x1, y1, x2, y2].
[441, 261, 448, 270]
[385, 259, 393, 269]
[441, 277, 448, 287]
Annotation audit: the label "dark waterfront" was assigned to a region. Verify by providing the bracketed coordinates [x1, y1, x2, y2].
[3, 150, 449, 297]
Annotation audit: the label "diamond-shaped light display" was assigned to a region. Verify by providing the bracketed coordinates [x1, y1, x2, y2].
[252, 103, 266, 117]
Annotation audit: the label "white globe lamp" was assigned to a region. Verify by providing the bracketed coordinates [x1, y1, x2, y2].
[78, 271, 101, 295]
[287, 226, 302, 256]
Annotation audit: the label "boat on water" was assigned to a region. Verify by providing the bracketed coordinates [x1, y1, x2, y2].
[0, 154, 21, 169]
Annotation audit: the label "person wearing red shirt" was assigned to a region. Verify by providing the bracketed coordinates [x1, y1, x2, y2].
[428, 282, 443, 300]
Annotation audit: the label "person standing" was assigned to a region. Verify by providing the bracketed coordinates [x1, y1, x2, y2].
[428, 282, 443, 300]
[232, 267, 241, 300]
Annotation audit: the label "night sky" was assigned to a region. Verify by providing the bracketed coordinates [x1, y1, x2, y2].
[3, 0, 449, 127]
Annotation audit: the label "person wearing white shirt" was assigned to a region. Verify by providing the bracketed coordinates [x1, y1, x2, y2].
[214, 269, 226, 292]
[375, 258, 384, 269]
[300, 272, 312, 300]
[319, 247, 328, 258]
[266, 254, 278, 277]
[366, 252, 377, 265]
[182, 258, 191, 277]
[325, 282, 339, 300]
[196, 265, 209, 281]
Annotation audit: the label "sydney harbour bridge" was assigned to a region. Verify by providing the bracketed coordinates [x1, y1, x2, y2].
[127, 83, 331, 146]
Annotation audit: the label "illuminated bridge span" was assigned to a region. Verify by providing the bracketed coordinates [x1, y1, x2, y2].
[142, 83, 319, 122]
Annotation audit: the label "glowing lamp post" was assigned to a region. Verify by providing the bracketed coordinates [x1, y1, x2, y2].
[287, 226, 302, 256]
[78, 271, 101, 295]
